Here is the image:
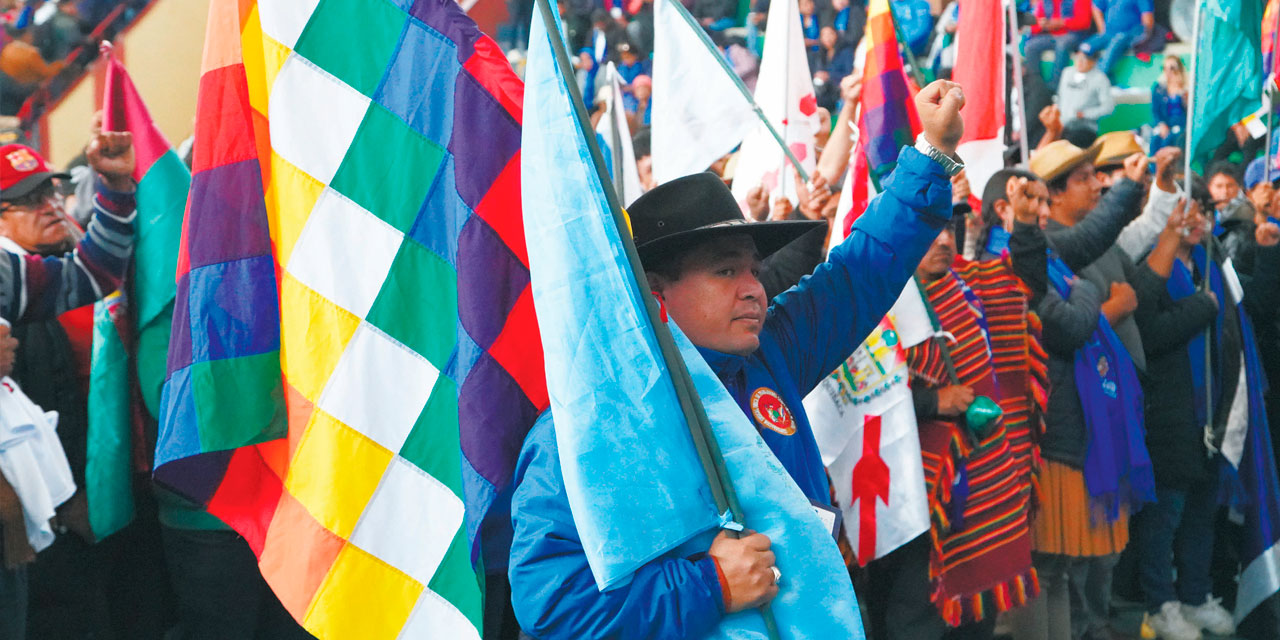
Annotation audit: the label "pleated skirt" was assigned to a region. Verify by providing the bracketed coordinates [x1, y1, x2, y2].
[1030, 459, 1129, 557]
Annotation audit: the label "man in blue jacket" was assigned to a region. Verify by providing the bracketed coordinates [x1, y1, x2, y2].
[508, 80, 967, 639]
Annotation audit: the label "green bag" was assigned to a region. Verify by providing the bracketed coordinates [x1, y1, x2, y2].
[964, 395, 1003, 439]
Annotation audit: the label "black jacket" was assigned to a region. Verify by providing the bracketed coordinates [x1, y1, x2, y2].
[1037, 180, 1159, 466]
[1136, 240, 1280, 488]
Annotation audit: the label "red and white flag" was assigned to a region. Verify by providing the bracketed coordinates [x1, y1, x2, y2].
[729, 0, 819, 208]
[804, 314, 929, 565]
[953, 0, 1006, 195]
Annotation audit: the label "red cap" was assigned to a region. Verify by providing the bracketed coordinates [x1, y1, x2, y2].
[0, 144, 70, 202]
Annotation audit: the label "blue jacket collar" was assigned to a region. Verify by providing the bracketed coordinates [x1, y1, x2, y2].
[695, 345, 749, 381]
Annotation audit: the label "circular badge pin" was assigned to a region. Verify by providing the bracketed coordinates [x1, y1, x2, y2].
[750, 387, 796, 436]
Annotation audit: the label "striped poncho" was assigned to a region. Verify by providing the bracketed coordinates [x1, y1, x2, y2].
[906, 256, 1047, 626]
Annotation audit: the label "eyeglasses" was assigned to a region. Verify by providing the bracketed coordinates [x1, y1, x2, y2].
[0, 185, 58, 212]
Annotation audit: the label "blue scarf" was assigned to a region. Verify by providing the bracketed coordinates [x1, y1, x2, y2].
[985, 226, 1011, 257]
[1167, 246, 1275, 510]
[1167, 246, 1224, 430]
[1048, 253, 1155, 520]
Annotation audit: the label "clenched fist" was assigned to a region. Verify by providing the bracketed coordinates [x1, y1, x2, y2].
[914, 80, 966, 157]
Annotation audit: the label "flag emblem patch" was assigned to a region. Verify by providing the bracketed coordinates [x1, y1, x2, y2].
[751, 387, 796, 436]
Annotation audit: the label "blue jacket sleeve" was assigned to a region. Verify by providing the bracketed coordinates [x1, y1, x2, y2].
[508, 414, 726, 640]
[763, 146, 950, 396]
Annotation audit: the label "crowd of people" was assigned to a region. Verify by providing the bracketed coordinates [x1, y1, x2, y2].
[490, 2, 1280, 640]
[2, 0, 1280, 639]
[0, 0, 147, 118]
[508, 0, 1197, 166]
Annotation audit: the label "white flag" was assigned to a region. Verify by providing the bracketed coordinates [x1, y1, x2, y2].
[595, 63, 645, 206]
[804, 316, 929, 565]
[729, 0, 819, 207]
[651, 0, 758, 185]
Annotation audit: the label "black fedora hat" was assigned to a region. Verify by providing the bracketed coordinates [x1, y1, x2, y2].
[628, 172, 824, 269]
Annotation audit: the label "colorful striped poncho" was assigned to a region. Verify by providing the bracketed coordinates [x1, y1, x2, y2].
[907, 256, 1046, 626]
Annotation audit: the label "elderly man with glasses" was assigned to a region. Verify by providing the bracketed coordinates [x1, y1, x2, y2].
[0, 131, 135, 640]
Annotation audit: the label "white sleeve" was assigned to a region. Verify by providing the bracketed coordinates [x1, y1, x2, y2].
[1116, 183, 1182, 261]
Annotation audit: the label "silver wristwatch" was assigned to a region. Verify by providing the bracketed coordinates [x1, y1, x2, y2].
[914, 133, 964, 177]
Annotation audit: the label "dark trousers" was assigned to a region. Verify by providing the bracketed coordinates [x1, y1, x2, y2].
[1134, 480, 1218, 613]
[0, 564, 26, 640]
[25, 532, 110, 639]
[864, 534, 996, 640]
[160, 527, 313, 640]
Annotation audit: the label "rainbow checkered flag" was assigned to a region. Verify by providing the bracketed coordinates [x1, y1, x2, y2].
[154, 1, 543, 638]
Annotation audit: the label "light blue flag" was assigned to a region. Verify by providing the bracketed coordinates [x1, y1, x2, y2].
[522, 6, 864, 638]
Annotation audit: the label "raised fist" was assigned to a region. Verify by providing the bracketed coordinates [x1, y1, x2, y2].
[914, 80, 965, 156]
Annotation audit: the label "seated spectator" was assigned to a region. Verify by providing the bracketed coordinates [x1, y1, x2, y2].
[0, 26, 66, 115]
[694, 0, 736, 32]
[800, 0, 821, 68]
[1023, 0, 1094, 88]
[892, 0, 934, 58]
[33, 1, 84, 64]
[813, 26, 854, 111]
[625, 0, 654, 57]
[826, 0, 866, 42]
[717, 31, 760, 93]
[1083, 0, 1154, 78]
[1149, 55, 1187, 154]
[626, 74, 651, 130]
[1057, 42, 1114, 128]
[614, 41, 649, 85]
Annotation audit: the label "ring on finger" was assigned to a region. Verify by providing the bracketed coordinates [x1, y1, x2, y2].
[770, 566, 782, 585]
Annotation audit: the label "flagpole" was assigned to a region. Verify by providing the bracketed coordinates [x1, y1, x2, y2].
[1184, 0, 1212, 439]
[607, 67, 626, 196]
[533, 1, 782, 637]
[782, 4, 795, 204]
[1184, 0, 1202, 197]
[1007, 0, 1030, 167]
[666, 0, 810, 183]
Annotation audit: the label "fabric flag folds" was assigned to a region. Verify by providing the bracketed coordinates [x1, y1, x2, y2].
[1264, 0, 1279, 86]
[86, 53, 190, 540]
[952, 0, 1004, 195]
[524, 6, 864, 638]
[730, 0, 820, 207]
[1190, 0, 1262, 163]
[595, 62, 644, 206]
[859, 0, 921, 188]
[652, 0, 756, 185]
[153, 1, 544, 638]
[804, 315, 929, 566]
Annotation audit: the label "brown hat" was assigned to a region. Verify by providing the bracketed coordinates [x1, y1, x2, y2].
[1094, 131, 1144, 168]
[1030, 139, 1103, 183]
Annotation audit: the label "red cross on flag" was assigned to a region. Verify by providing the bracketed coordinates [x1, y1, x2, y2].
[804, 314, 929, 565]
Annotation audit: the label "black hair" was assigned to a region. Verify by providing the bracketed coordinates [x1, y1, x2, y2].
[976, 168, 1040, 252]
[1190, 174, 1214, 213]
[1046, 170, 1072, 194]
[632, 126, 651, 158]
[1060, 120, 1098, 149]
[1206, 160, 1241, 185]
